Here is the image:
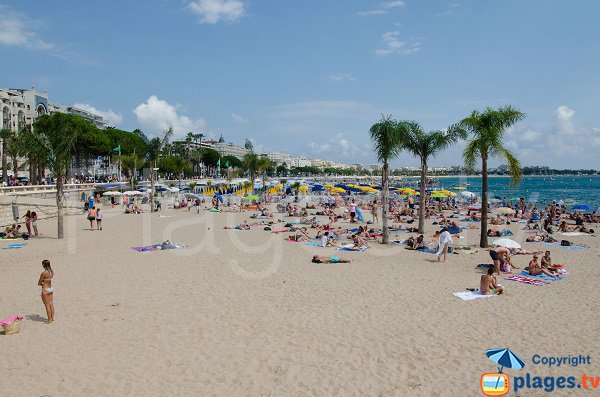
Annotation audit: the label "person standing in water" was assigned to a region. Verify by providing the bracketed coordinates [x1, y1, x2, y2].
[37, 259, 55, 323]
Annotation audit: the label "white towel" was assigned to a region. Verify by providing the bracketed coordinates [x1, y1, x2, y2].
[453, 291, 495, 301]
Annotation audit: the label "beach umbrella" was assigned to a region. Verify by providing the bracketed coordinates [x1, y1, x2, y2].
[453, 186, 466, 190]
[169, 187, 180, 193]
[461, 191, 476, 198]
[103, 191, 122, 196]
[492, 238, 521, 249]
[486, 348, 526, 373]
[243, 195, 259, 201]
[431, 192, 447, 198]
[572, 204, 593, 212]
[497, 207, 515, 215]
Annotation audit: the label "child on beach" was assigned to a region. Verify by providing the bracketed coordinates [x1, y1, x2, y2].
[96, 208, 103, 230]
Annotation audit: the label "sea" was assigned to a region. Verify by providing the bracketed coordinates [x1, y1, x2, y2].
[432, 176, 600, 208]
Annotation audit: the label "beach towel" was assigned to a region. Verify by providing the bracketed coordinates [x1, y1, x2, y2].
[519, 271, 563, 281]
[356, 207, 364, 222]
[1, 243, 26, 249]
[304, 241, 320, 246]
[270, 229, 289, 234]
[337, 244, 367, 252]
[561, 232, 586, 236]
[504, 274, 549, 286]
[131, 246, 159, 252]
[560, 245, 589, 250]
[453, 291, 495, 301]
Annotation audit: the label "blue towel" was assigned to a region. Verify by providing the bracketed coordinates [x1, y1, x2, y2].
[337, 246, 367, 252]
[561, 245, 588, 250]
[2, 243, 26, 249]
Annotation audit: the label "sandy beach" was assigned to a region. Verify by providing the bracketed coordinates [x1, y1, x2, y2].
[1, 203, 599, 396]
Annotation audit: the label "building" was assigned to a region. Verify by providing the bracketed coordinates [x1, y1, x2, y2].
[49, 104, 107, 129]
[204, 135, 250, 159]
[292, 156, 311, 168]
[262, 152, 294, 168]
[1, 86, 49, 133]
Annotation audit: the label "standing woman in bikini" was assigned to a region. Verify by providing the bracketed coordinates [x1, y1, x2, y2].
[23, 210, 32, 236]
[37, 259, 55, 323]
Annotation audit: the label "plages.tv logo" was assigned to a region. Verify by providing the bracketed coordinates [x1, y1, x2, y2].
[481, 348, 526, 396]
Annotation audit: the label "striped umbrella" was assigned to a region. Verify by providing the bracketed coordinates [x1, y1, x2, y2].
[486, 348, 525, 372]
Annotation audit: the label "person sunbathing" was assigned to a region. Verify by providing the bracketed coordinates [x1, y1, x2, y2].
[224, 221, 251, 230]
[311, 255, 350, 264]
[540, 251, 565, 273]
[288, 227, 310, 242]
[510, 247, 542, 256]
[558, 221, 581, 233]
[526, 254, 560, 278]
[480, 267, 504, 295]
[351, 234, 370, 250]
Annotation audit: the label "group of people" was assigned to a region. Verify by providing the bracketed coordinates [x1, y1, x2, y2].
[1, 210, 39, 239]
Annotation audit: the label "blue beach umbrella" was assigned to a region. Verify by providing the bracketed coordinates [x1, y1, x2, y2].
[572, 204, 593, 212]
[486, 348, 525, 373]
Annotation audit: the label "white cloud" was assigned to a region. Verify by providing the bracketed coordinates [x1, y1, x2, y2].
[307, 132, 359, 159]
[73, 103, 123, 126]
[231, 113, 247, 123]
[555, 105, 575, 134]
[375, 31, 421, 56]
[521, 130, 540, 142]
[188, 0, 246, 24]
[133, 95, 206, 138]
[358, 1, 405, 16]
[438, 3, 461, 16]
[0, 6, 55, 50]
[328, 73, 355, 82]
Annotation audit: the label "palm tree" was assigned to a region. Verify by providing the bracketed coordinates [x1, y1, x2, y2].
[0, 128, 13, 183]
[121, 154, 141, 190]
[257, 157, 271, 192]
[370, 115, 403, 244]
[242, 152, 259, 188]
[460, 106, 525, 248]
[146, 126, 173, 212]
[32, 113, 86, 239]
[146, 137, 162, 213]
[397, 121, 467, 234]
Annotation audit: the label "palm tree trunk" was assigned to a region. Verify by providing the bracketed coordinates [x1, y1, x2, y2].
[12, 155, 18, 179]
[38, 162, 45, 184]
[381, 161, 390, 244]
[480, 154, 489, 248]
[418, 160, 427, 234]
[56, 174, 65, 239]
[150, 161, 156, 213]
[1, 140, 7, 183]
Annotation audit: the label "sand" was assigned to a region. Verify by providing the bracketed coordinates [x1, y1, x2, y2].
[1, 203, 599, 396]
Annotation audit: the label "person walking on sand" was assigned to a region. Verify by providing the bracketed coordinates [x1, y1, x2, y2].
[87, 206, 97, 230]
[37, 259, 55, 323]
[436, 227, 452, 262]
[96, 208, 103, 230]
[372, 198, 379, 224]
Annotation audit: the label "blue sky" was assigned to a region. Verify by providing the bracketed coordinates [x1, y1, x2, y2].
[1, 0, 599, 168]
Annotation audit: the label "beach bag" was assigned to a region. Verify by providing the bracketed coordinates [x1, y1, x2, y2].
[500, 261, 511, 273]
[560, 240, 572, 246]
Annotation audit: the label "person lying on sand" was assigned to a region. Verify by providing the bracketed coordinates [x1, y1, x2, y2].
[288, 227, 311, 242]
[480, 267, 504, 295]
[224, 221, 251, 230]
[312, 255, 350, 263]
[509, 247, 542, 256]
[526, 254, 560, 278]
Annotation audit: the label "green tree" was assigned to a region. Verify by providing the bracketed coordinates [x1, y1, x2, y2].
[257, 157, 271, 191]
[370, 115, 403, 244]
[244, 138, 254, 152]
[121, 153, 142, 190]
[242, 152, 259, 186]
[32, 113, 86, 238]
[397, 121, 467, 234]
[460, 106, 525, 248]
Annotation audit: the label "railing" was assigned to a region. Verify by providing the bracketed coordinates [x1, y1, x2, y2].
[0, 183, 104, 195]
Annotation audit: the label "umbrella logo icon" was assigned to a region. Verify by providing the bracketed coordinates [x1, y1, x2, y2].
[481, 348, 526, 396]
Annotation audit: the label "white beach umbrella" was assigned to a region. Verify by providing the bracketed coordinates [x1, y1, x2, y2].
[123, 191, 137, 195]
[169, 187, 180, 193]
[492, 238, 521, 249]
[461, 191, 476, 198]
[103, 191, 122, 196]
